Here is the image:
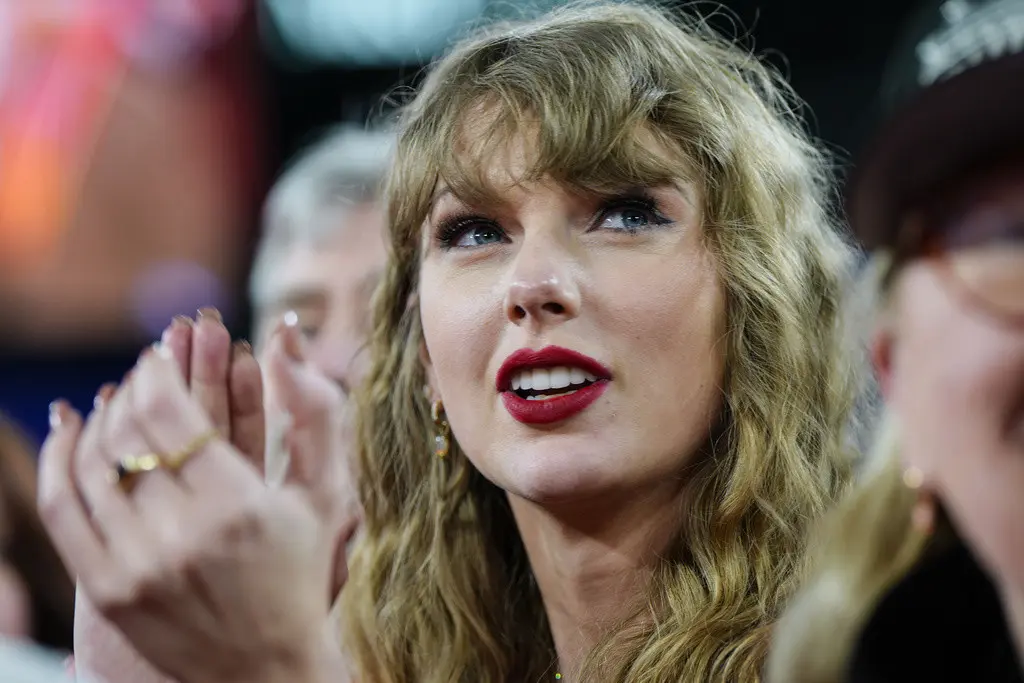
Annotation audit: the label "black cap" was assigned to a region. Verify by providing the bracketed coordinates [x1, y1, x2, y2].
[847, 0, 1024, 249]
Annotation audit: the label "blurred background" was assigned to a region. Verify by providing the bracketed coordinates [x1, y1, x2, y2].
[0, 0, 919, 446]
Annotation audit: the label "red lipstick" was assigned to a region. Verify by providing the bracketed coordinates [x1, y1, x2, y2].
[496, 346, 612, 425]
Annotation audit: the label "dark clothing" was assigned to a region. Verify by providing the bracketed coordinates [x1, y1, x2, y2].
[848, 539, 1023, 682]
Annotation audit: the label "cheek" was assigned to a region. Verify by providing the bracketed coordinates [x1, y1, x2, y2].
[891, 270, 1024, 484]
[594, 251, 726, 436]
[602, 252, 725, 372]
[418, 266, 501, 403]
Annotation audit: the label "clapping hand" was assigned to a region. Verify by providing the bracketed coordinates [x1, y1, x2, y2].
[42, 312, 341, 683]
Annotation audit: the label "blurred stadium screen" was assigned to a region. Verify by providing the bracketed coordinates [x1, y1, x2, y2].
[0, 0, 260, 352]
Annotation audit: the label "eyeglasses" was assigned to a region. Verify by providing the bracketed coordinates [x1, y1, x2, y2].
[895, 203, 1024, 325]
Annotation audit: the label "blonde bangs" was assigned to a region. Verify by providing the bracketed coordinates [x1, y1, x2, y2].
[389, 6, 735, 236]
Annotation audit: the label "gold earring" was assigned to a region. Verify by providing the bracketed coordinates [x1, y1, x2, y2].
[431, 399, 450, 458]
[903, 466, 935, 536]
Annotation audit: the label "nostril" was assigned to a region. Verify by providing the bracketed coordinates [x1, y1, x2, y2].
[542, 302, 565, 315]
[513, 305, 528, 320]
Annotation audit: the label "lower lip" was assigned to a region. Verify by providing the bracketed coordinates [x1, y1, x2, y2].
[500, 381, 609, 425]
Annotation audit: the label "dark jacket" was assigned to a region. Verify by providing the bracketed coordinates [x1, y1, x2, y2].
[848, 534, 1023, 682]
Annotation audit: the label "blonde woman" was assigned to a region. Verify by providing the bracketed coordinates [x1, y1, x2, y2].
[343, 1, 867, 679]
[767, 1, 1024, 682]
[40, 3, 864, 682]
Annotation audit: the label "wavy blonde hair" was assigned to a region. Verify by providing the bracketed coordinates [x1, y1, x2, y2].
[341, 2, 863, 681]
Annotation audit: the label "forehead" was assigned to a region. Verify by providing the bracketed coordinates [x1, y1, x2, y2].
[260, 203, 386, 304]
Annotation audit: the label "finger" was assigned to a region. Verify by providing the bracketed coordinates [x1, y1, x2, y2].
[160, 316, 194, 383]
[101, 372, 190, 519]
[262, 320, 333, 486]
[130, 346, 262, 498]
[190, 307, 232, 439]
[75, 384, 154, 562]
[37, 401, 109, 579]
[228, 340, 266, 473]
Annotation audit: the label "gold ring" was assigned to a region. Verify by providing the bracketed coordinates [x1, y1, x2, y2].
[107, 453, 166, 493]
[108, 430, 218, 493]
[162, 429, 218, 470]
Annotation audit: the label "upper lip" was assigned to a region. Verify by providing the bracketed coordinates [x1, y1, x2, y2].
[495, 345, 612, 392]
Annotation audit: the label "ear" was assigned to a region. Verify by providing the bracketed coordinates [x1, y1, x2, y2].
[871, 326, 895, 400]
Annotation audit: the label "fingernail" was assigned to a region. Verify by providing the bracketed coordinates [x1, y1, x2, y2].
[93, 384, 116, 411]
[281, 323, 307, 362]
[197, 307, 223, 323]
[173, 314, 194, 328]
[160, 324, 175, 346]
[48, 400, 64, 429]
[232, 339, 253, 358]
[147, 341, 172, 360]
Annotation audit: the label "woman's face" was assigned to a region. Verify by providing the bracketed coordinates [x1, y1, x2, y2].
[418, 133, 726, 504]
[879, 163, 1024, 590]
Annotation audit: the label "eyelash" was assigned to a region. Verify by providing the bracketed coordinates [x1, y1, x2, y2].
[434, 193, 671, 250]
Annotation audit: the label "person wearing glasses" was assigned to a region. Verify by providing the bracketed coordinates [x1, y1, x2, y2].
[767, 1, 1024, 681]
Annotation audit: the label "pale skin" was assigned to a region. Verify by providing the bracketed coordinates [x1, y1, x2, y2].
[419, 135, 726, 676]
[41, 312, 353, 683]
[873, 164, 1024, 668]
[68, 203, 386, 683]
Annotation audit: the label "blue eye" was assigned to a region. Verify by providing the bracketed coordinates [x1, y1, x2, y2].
[597, 198, 671, 234]
[437, 218, 508, 250]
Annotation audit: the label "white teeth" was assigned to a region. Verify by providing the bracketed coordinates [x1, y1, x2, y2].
[509, 366, 599, 393]
[549, 367, 570, 390]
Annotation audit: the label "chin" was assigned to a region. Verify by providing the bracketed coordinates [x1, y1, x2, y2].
[488, 437, 625, 504]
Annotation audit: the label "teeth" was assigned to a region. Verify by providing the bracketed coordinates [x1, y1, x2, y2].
[549, 367, 570, 390]
[509, 366, 598, 392]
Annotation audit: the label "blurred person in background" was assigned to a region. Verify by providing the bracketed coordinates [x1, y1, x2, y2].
[0, 415, 74, 649]
[0, 414, 74, 682]
[767, 1, 1024, 681]
[250, 123, 391, 521]
[68, 125, 393, 683]
[37, 3, 866, 682]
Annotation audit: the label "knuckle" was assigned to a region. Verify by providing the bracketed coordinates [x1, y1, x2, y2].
[218, 499, 268, 543]
[89, 572, 139, 613]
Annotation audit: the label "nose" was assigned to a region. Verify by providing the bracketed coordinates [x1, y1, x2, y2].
[503, 240, 581, 329]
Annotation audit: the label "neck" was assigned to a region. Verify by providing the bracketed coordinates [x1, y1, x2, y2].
[509, 480, 687, 679]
